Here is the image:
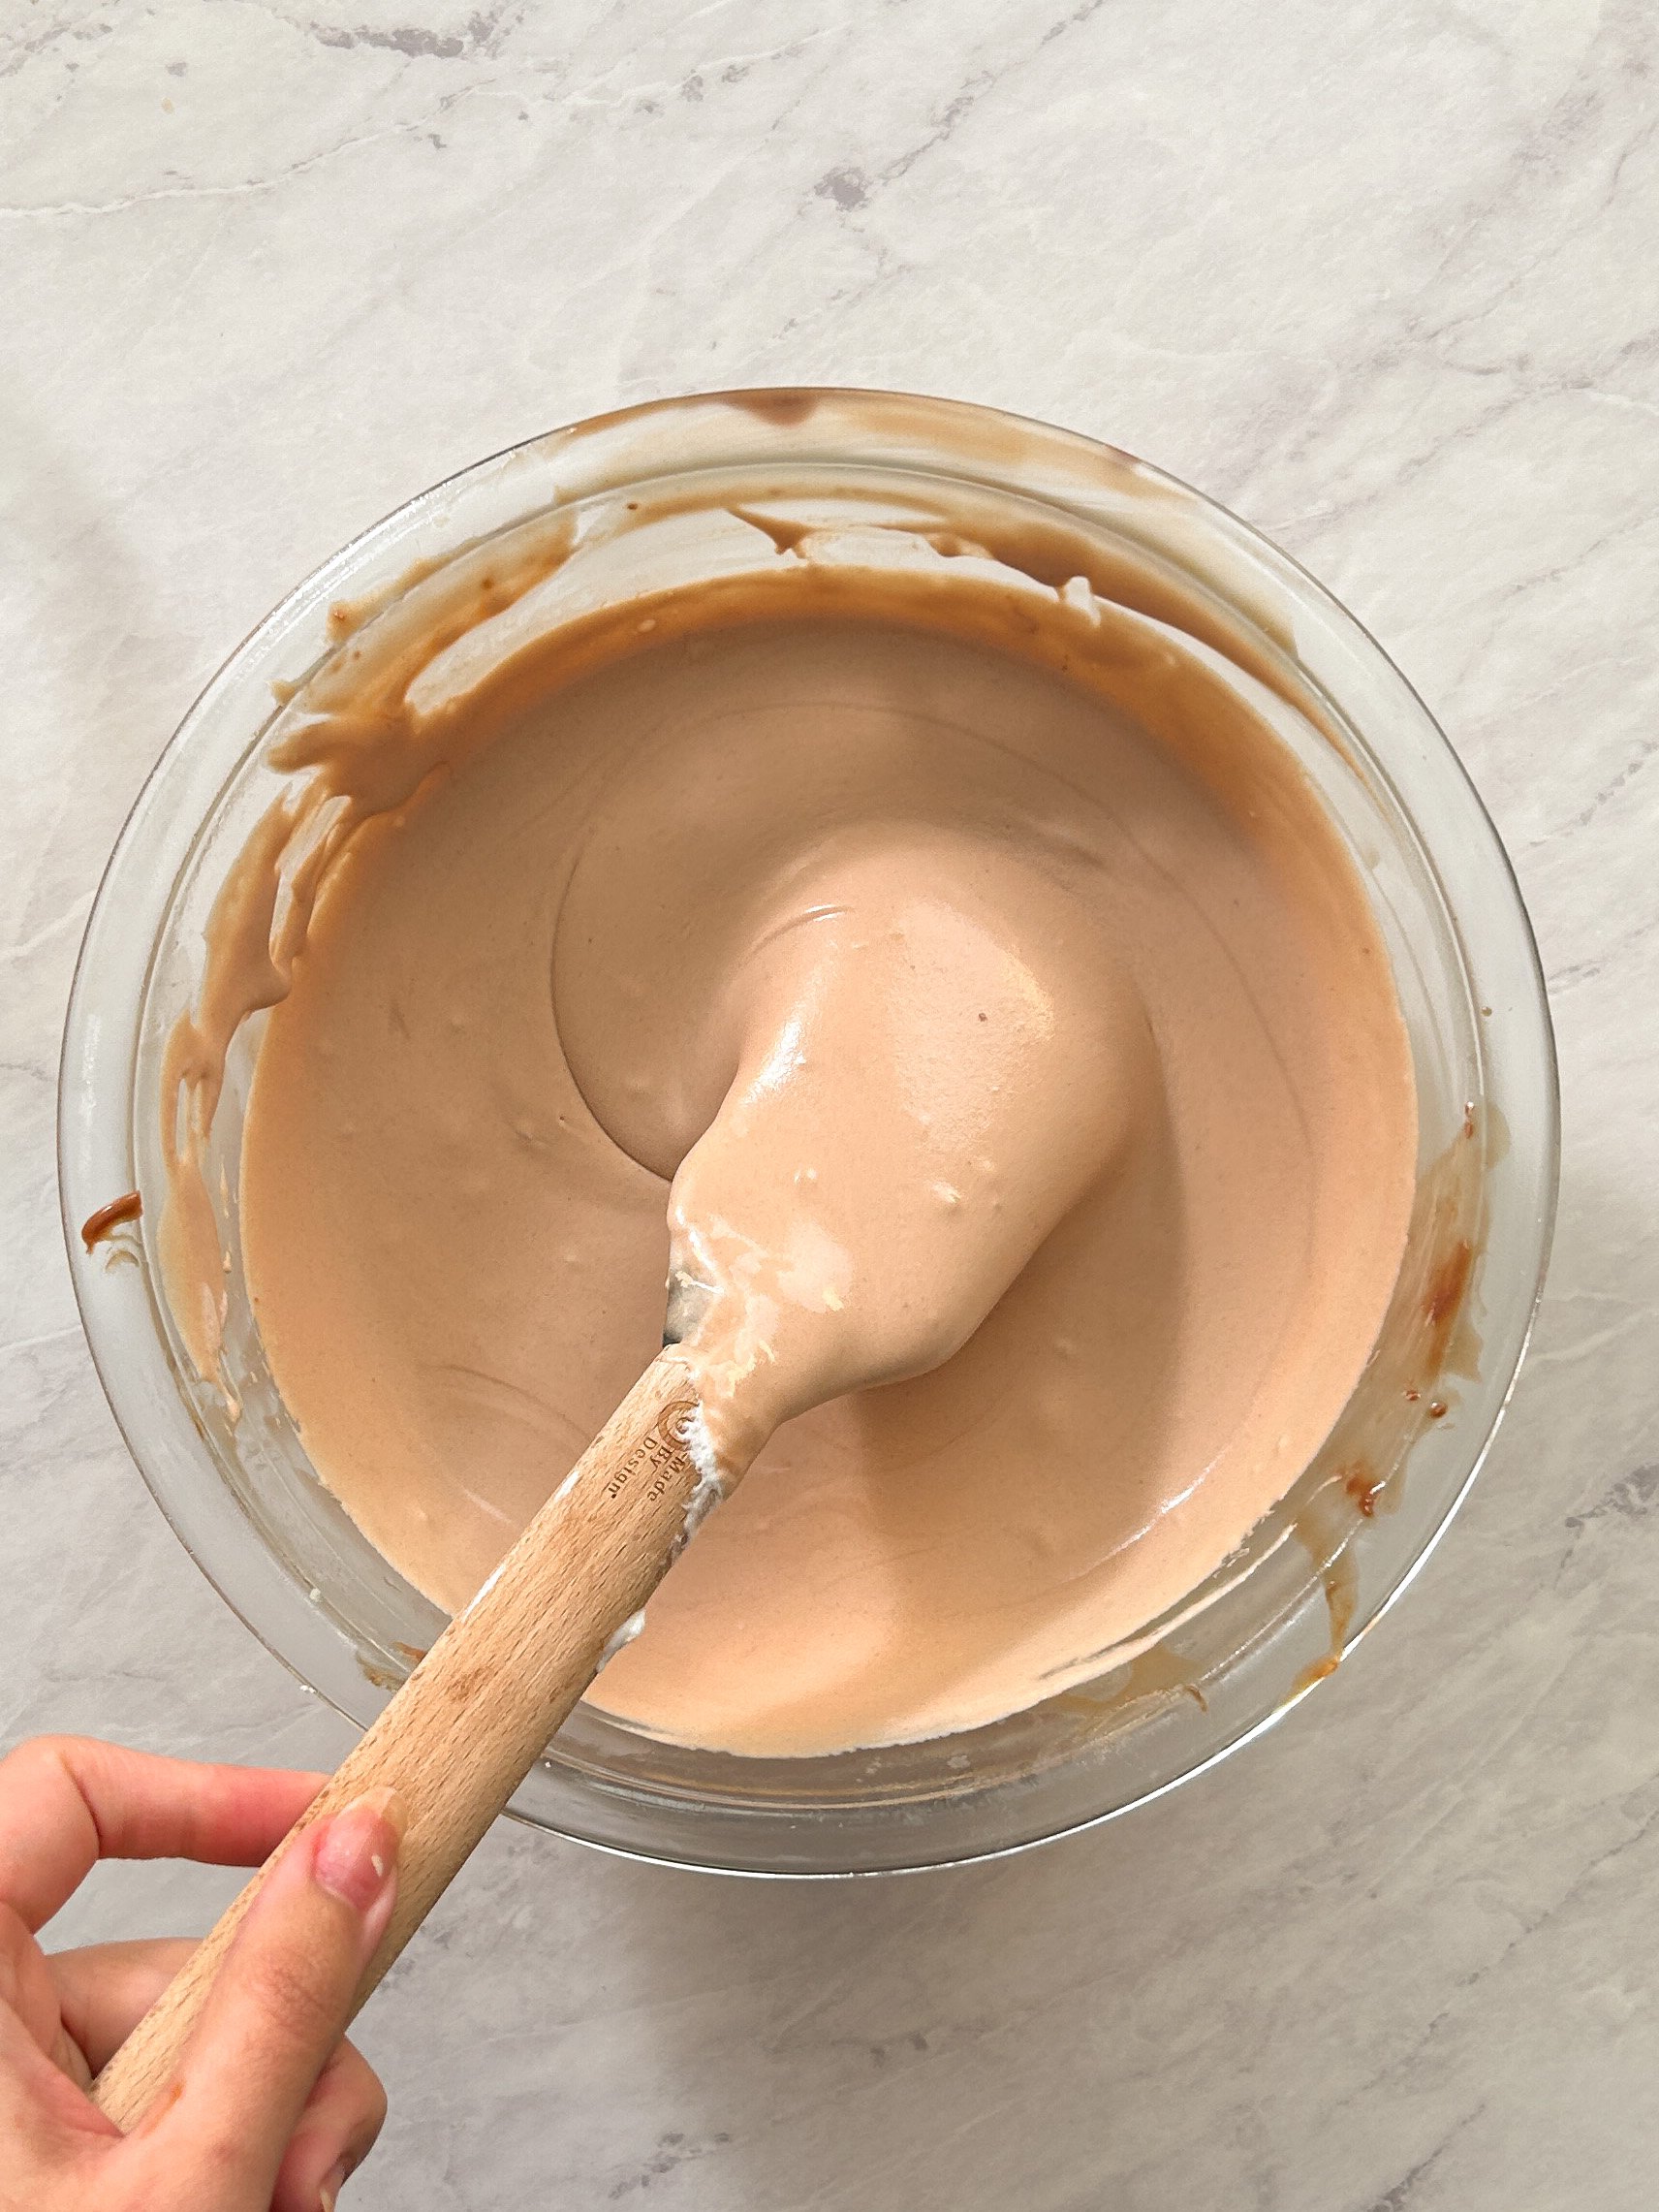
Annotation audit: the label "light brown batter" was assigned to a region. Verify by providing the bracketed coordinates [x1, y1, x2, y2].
[209, 531, 1415, 1758]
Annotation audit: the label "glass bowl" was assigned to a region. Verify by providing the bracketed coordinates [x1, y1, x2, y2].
[58, 389, 1557, 1875]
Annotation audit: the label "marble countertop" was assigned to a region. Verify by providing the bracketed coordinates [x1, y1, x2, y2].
[4, 4, 1656, 2206]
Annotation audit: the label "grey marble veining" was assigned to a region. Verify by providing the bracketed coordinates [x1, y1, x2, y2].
[3, 4, 1656, 2206]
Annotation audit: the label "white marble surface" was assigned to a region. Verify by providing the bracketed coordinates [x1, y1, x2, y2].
[3, 2, 1656, 2205]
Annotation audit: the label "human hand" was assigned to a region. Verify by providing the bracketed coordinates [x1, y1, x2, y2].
[0, 1736, 402, 2210]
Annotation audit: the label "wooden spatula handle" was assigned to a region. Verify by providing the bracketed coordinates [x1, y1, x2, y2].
[92, 1350, 709, 2131]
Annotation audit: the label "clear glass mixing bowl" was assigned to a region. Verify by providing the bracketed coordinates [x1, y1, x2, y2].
[58, 390, 1557, 1875]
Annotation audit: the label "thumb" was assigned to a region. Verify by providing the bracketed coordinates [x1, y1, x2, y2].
[140, 1790, 403, 2205]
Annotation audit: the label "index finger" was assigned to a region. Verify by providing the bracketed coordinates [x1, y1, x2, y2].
[0, 1738, 326, 1932]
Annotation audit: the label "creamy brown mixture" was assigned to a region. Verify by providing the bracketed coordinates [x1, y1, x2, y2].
[192, 523, 1417, 1759]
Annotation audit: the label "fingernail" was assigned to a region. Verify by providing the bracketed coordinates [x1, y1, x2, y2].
[313, 1786, 406, 1917]
[319, 2159, 348, 2212]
